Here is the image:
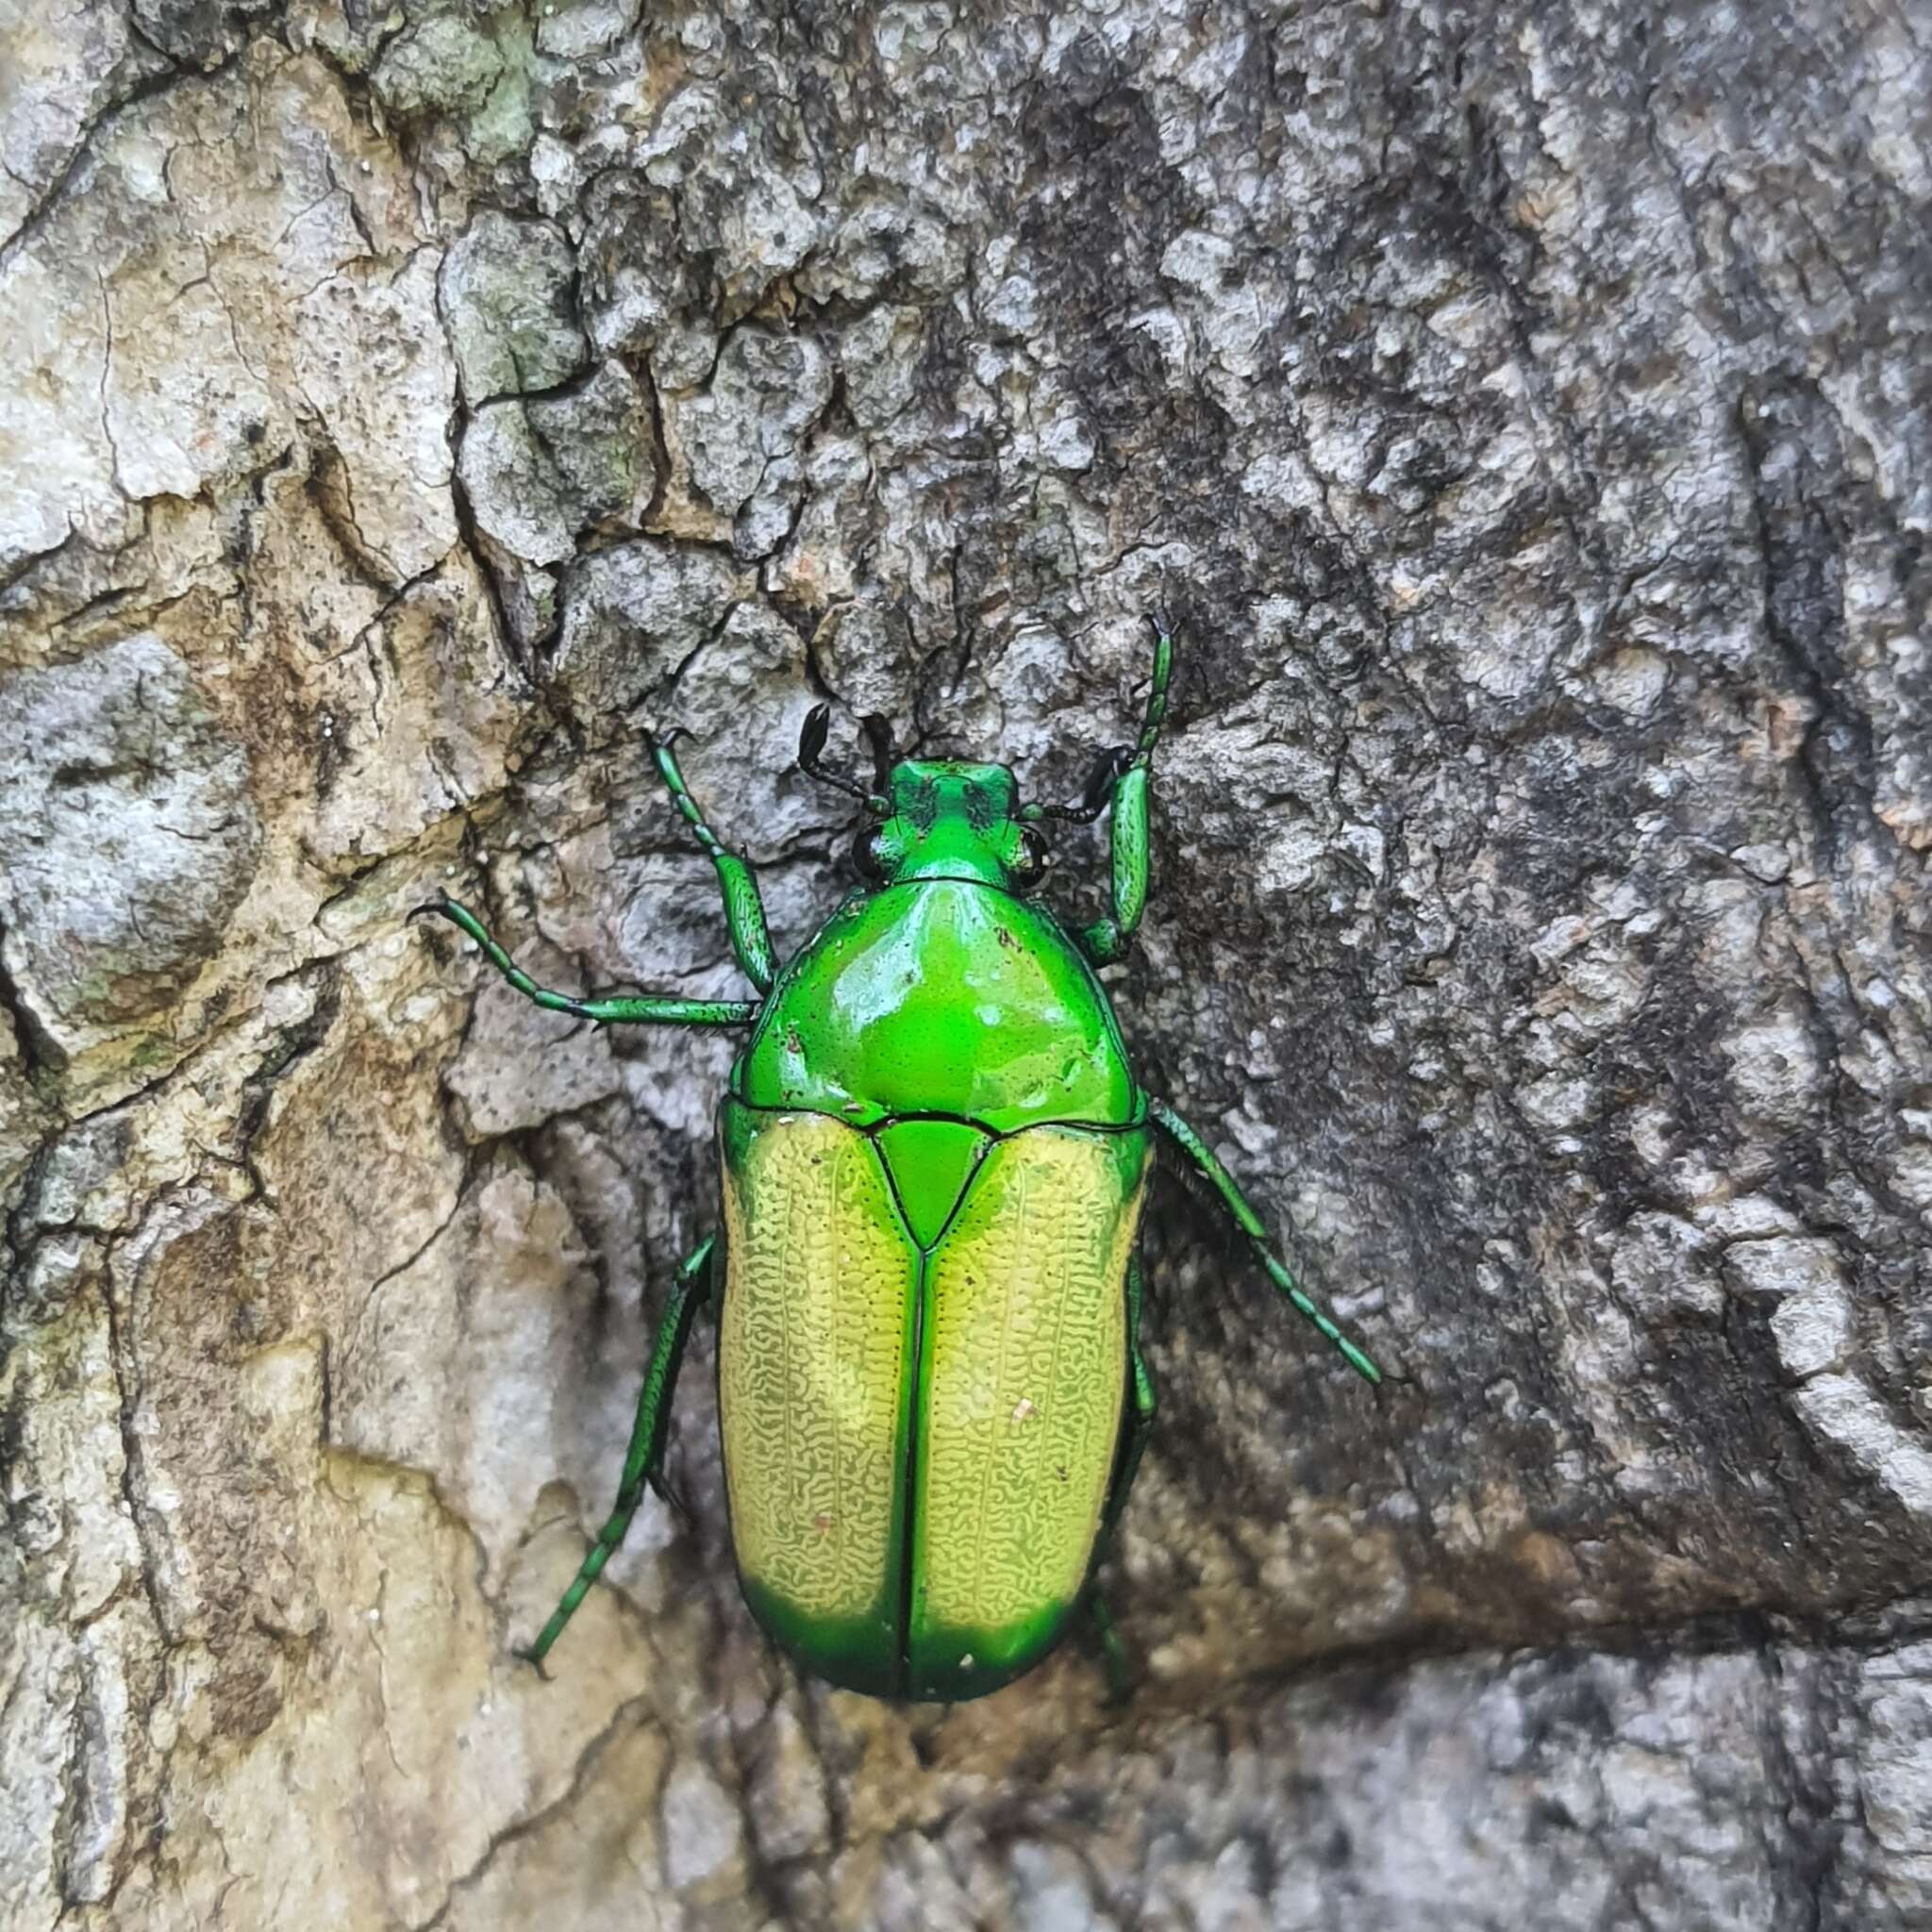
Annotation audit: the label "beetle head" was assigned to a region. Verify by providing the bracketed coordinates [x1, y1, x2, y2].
[798, 708, 1050, 891]
[796, 614, 1174, 897]
[853, 761, 1049, 891]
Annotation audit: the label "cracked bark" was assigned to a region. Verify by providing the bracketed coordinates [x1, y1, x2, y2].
[2, 3, 1930, 1929]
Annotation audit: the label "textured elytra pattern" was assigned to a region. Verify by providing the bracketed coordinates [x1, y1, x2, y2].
[719, 1113, 918, 1619]
[915, 1129, 1143, 1638]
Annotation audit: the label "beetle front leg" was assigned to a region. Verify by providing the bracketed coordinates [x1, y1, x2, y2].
[1079, 615, 1174, 966]
[1150, 1099, 1383, 1385]
[419, 898, 759, 1027]
[648, 734, 778, 993]
[518, 1234, 717, 1669]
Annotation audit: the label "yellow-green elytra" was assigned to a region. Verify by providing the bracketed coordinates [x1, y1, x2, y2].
[420, 616, 1383, 1704]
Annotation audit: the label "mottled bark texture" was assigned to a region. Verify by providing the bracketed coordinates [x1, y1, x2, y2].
[2, 1, 1929, 1926]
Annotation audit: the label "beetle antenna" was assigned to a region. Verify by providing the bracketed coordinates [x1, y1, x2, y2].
[799, 704, 889, 812]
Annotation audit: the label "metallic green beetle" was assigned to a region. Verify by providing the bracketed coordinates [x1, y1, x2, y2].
[422, 619, 1380, 1702]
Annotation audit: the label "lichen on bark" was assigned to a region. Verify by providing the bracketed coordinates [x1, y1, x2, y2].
[2, 3, 1929, 1928]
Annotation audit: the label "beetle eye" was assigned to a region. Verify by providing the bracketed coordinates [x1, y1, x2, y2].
[853, 826, 890, 882]
[1013, 825, 1050, 886]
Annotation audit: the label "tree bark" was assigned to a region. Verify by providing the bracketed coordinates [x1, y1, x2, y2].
[3, 2, 1929, 1927]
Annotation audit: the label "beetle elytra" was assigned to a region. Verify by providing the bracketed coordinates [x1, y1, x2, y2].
[422, 617, 1380, 1702]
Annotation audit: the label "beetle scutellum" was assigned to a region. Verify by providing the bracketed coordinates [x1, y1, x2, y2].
[421, 617, 1381, 1702]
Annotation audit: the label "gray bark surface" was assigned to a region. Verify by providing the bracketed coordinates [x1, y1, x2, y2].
[3, 2, 1929, 1926]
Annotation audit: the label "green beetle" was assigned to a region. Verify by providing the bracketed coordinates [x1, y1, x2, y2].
[422, 618, 1380, 1701]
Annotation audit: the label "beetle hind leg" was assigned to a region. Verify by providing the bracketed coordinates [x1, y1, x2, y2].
[517, 1235, 716, 1669]
[1081, 1591, 1132, 1705]
[1095, 1254, 1157, 1563]
[1080, 1254, 1157, 1704]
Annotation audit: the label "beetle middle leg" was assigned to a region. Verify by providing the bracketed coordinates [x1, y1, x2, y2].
[418, 898, 758, 1028]
[517, 1233, 716, 1669]
[1150, 1098, 1384, 1385]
